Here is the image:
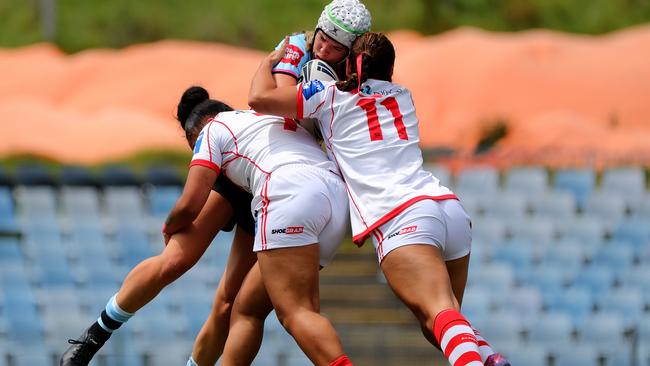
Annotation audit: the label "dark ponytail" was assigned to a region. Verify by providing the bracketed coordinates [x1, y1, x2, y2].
[176, 86, 234, 143]
[177, 86, 210, 129]
[336, 32, 395, 92]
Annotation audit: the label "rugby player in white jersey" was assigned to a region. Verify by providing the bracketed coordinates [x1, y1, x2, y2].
[185, 2, 371, 364]
[165, 86, 353, 366]
[248, 32, 511, 366]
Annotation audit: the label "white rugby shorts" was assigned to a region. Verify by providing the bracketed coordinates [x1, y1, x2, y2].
[252, 164, 349, 267]
[369, 199, 472, 263]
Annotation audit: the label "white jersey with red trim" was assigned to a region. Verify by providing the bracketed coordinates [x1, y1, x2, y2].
[190, 110, 336, 203]
[296, 79, 456, 245]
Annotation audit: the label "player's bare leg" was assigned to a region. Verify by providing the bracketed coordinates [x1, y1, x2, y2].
[190, 226, 257, 365]
[381, 244, 486, 366]
[242, 244, 349, 366]
[220, 263, 273, 365]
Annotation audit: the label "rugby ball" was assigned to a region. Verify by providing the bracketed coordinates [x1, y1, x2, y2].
[299, 59, 339, 83]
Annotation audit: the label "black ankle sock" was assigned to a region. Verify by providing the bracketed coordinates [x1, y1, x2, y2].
[88, 322, 112, 343]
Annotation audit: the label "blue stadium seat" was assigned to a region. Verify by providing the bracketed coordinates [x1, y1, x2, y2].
[0, 238, 23, 264]
[104, 187, 145, 218]
[554, 168, 595, 209]
[491, 241, 537, 271]
[505, 344, 547, 366]
[619, 268, 650, 303]
[507, 218, 555, 244]
[530, 190, 576, 222]
[179, 298, 214, 338]
[540, 241, 587, 268]
[639, 345, 650, 366]
[131, 313, 186, 342]
[553, 344, 600, 366]
[14, 186, 57, 220]
[0, 187, 14, 218]
[78, 285, 120, 315]
[15, 165, 57, 186]
[149, 186, 182, 218]
[604, 350, 633, 366]
[583, 193, 626, 230]
[43, 311, 94, 349]
[590, 244, 635, 270]
[456, 166, 500, 194]
[8, 349, 52, 366]
[467, 263, 515, 293]
[146, 166, 183, 187]
[498, 287, 542, 327]
[101, 166, 141, 186]
[631, 195, 650, 220]
[61, 166, 99, 186]
[528, 312, 574, 348]
[482, 193, 528, 218]
[140, 343, 191, 366]
[473, 311, 523, 346]
[602, 167, 645, 198]
[422, 163, 452, 187]
[471, 217, 507, 244]
[598, 288, 644, 327]
[579, 312, 627, 348]
[571, 265, 616, 298]
[460, 287, 492, 322]
[36, 287, 82, 312]
[61, 186, 101, 219]
[68, 220, 105, 244]
[505, 166, 548, 194]
[519, 265, 568, 295]
[612, 219, 650, 250]
[114, 221, 154, 268]
[557, 216, 605, 247]
[546, 286, 594, 327]
[639, 315, 650, 345]
[6, 312, 45, 343]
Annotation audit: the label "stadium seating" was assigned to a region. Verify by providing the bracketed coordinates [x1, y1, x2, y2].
[504, 166, 548, 194]
[0, 164, 648, 365]
[554, 168, 596, 209]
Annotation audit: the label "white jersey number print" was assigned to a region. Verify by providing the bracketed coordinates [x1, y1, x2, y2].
[297, 79, 456, 245]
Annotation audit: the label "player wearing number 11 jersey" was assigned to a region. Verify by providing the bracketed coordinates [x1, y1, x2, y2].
[297, 77, 457, 248]
[249, 32, 511, 366]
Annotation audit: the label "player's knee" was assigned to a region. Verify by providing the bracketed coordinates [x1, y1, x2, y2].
[212, 295, 234, 320]
[275, 308, 309, 334]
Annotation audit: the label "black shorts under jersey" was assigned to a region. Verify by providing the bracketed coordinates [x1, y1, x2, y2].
[212, 174, 255, 235]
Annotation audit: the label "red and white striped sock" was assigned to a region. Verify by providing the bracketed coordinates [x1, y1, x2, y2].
[472, 326, 496, 362]
[433, 309, 483, 366]
[329, 354, 353, 366]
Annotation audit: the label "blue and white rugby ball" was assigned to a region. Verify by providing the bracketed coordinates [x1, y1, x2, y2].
[299, 59, 339, 83]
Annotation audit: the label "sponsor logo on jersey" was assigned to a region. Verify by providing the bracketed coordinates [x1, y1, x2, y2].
[193, 130, 205, 154]
[399, 226, 418, 235]
[302, 80, 325, 100]
[281, 45, 305, 67]
[271, 226, 304, 235]
[386, 225, 418, 240]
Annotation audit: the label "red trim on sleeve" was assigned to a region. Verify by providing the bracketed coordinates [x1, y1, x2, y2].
[351, 195, 459, 246]
[189, 159, 221, 175]
[296, 83, 304, 119]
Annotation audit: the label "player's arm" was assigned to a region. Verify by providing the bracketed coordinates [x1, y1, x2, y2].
[274, 73, 299, 87]
[163, 165, 218, 237]
[249, 38, 300, 118]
